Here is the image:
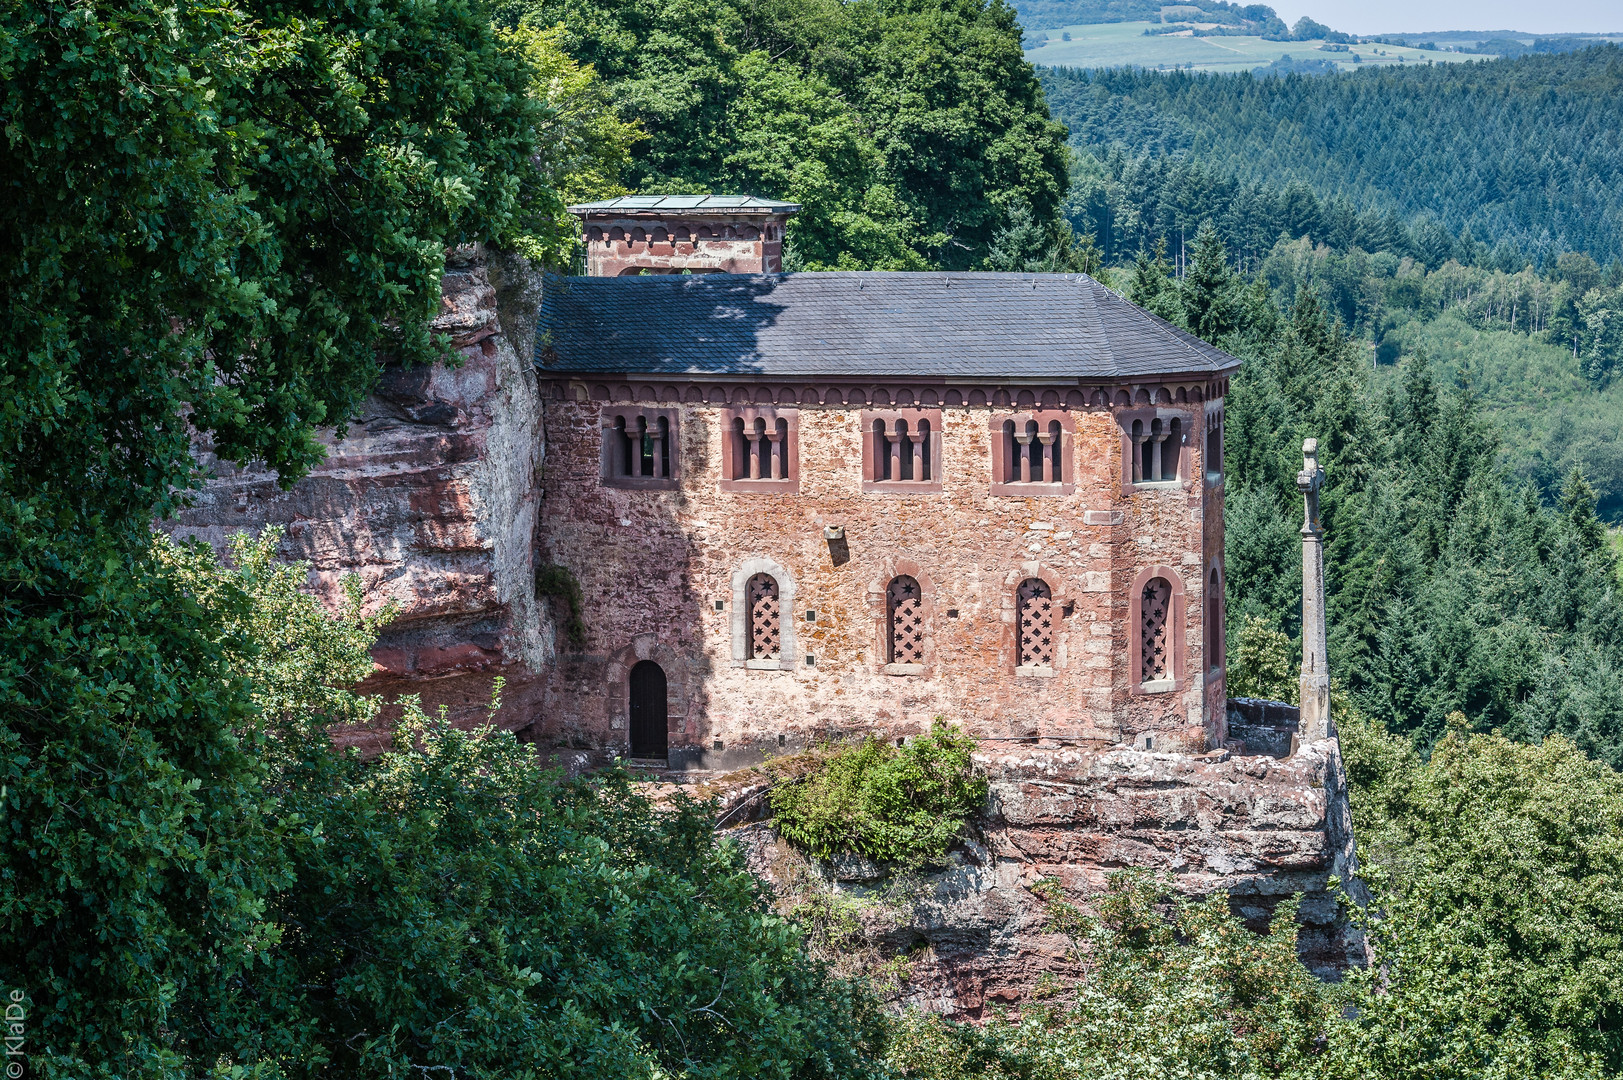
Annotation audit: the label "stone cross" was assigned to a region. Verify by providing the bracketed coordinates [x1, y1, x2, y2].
[1296, 439, 1331, 742]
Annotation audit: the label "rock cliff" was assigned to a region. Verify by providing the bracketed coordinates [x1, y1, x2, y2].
[728, 724, 1364, 1017]
[164, 247, 554, 749]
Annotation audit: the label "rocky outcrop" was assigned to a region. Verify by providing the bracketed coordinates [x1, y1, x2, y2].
[164, 246, 553, 749]
[728, 731, 1364, 1018]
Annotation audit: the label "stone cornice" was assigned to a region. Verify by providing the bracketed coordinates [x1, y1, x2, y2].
[546, 375, 1231, 409]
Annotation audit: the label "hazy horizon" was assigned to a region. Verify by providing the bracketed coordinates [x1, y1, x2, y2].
[1269, 0, 1620, 36]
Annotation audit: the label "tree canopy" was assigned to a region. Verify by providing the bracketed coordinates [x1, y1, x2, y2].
[499, 0, 1072, 268]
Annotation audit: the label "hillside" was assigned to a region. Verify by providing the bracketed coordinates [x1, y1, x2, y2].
[1024, 22, 1472, 72]
[1040, 48, 1623, 263]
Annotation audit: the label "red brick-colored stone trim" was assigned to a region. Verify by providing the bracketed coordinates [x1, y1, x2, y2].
[861, 409, 944, 493]
[988, 411, 1077, 496]
[719, 407, 799, 493]
[600, 405, 680, 490]
[1129, 565, 1186, 695]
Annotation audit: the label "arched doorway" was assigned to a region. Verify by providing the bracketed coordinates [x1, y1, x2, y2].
[628, 660, 668, 759]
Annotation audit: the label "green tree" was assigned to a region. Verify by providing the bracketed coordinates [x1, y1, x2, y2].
[0, 1, 548, 1072]
[503, 0, 1070, 268]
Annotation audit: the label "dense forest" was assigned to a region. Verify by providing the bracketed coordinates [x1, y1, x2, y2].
[9, 0, 1623, 1076]
[1041, 48, 1623, 264]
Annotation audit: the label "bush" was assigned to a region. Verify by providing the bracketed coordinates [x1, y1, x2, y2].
[770, 722, 988, 867]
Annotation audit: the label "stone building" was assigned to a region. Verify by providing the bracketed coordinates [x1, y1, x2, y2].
[537, 244, 1237, 772]
[166, 212, 1365, 1007]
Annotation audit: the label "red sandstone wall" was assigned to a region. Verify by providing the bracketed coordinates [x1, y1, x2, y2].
[537, 385, 1225, 770]
[165, 248, 552, 750]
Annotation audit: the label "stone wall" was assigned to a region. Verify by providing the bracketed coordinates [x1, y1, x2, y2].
[729, 731, 1365, 1017]
[537, 384, 1226, 771]
[164, 247, 553, 749]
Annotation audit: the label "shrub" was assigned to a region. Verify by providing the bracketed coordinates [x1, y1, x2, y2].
[770, 721, 988, 866]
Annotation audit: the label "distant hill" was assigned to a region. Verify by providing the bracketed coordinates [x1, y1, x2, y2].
[1015, 0, 1286, 33]
[1039, 45, 1623, 263]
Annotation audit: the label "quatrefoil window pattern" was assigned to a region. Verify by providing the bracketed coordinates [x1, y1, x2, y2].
[747, 573, 781, 660]
[1017, 578, 1055, 667]
[886, 575, 925, 664]
[1140, 577, 1172, 682]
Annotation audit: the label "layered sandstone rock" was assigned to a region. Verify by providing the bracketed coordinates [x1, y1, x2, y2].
[164, 247, 553, 748]
[729, 732, 1363, 1018]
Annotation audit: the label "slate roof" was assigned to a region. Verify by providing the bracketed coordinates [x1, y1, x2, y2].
[536, 271, 1240, 380]
[567, 195, 802, 215]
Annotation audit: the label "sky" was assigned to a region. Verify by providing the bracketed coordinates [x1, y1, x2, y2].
[1267, 0, 1621, 35]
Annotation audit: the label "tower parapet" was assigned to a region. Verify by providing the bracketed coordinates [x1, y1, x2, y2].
[569, 194, 800, 276]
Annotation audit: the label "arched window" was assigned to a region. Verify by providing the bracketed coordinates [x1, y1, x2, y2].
[1017, 578, 1055, 668]
[887, 576, 924, 664]
[601, 407, 677, 488]
[1123, 413, 1185, 487]
[1206, 566, 1224, 671]
[628, 660, 668, 759]
[994, 415, 1069, 492]
[1140, 577, 1172, 683]
[747, 573, 781, 660]
[863, 410, 943, 491]
[729, 415, 790, 481]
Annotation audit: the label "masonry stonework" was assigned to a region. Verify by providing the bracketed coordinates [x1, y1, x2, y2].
[537, 379, 1229, 771]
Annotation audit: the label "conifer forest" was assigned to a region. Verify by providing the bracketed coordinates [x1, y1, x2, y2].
[5, 0, 1623, 1076]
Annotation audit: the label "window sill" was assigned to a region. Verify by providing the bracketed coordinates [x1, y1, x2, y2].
[884, 662, 926, 676]
[990, 482, 1074, 498]
[862, 480, 943, 495]
[1015, 664, 1055, 678]
[745, 658, 785, 670]
[603, 476, 679, 491]
[1129, 480, 1183, 491]
[1137, 678, 1177, 694]
[721, 477, 799, 494]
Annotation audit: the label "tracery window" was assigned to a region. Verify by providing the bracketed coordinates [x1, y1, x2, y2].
[601, 407, 678, 489]
[887, 576, 925, 665]
[747, 573, 781, 660]
[721, 408, 797, 491]
[863, 410, 943, 492]
[1140, 577, 1172, 682]
[1017, 578, 1055, 668]
[1128, 416, 1182, 483]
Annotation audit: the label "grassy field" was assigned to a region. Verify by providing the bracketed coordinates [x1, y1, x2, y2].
[1024, 21, 1485, 72]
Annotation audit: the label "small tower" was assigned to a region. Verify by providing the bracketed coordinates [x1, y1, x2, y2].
[569, 194, 800, 277]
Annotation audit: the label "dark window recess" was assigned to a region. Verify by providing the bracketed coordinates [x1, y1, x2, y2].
[805, 654, 815, 665]
[628, 660, 668, 758]
[872, 418, 933, 482]
[1129, 416, 1182, 483]
[610, 414, 672, 479]
[731, 415, 790, 480]
[805, 609, 816, 622]
[946, 608, 959, 618]
[714, 599, 725, 612]
[1001, 418, 1064, 483]
[887, 576, 925, 664]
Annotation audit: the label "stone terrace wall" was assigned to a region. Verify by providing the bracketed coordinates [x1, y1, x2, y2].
[731, 733, 1364, 1018]
[164, 247, 553, 749]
